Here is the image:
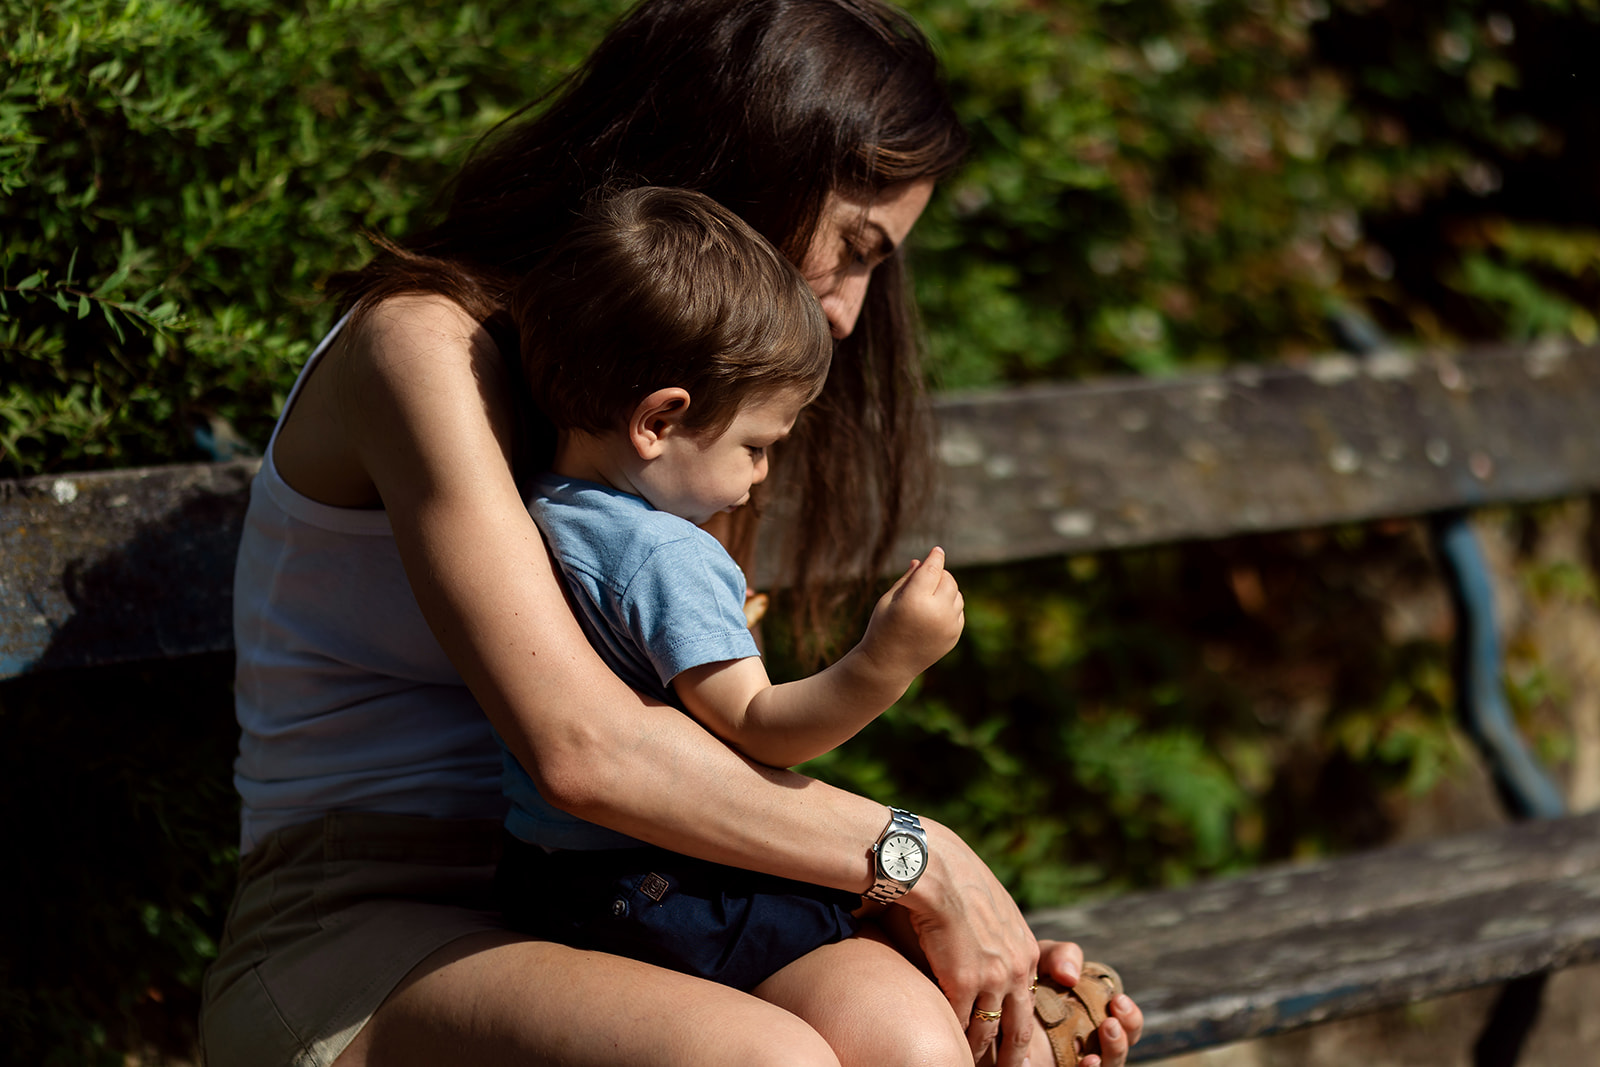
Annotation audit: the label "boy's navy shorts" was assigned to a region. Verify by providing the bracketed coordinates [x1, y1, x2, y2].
[496, 834, 863, 991]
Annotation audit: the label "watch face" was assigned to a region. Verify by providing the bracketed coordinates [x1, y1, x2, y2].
[880, 832, 926, 881]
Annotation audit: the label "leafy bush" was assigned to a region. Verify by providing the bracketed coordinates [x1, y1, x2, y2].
[1, 0, 627, 474]
[781, 523, 1467, 907]
[5, 0, 1599, 472]
[911, 0, 1600, 388]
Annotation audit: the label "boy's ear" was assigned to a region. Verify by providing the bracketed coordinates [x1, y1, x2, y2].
[628, 387, 692, 459]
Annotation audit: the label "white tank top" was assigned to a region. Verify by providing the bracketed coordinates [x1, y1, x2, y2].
[232, 315, 506, 853]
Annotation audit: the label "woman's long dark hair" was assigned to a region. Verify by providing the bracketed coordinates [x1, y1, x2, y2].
[330, 0, 967, 659]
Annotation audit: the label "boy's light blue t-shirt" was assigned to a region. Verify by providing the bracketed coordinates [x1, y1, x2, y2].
[503, 475, 760, 850]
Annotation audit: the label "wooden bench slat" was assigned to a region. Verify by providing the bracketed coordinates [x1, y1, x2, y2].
[929, 341, 1600, 564]
[1028, 810, 1600, 1059]
[0, 460, 258, 678]
[7, 344, 1600, 678]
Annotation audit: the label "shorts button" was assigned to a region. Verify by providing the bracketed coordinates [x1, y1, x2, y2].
[612, 898, 629, 917]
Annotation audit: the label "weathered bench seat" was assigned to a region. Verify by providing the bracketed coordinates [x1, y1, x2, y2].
[1033, 809, 1600, 1058]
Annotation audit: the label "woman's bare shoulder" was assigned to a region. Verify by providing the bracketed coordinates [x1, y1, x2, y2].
[332, 293, 521, 501]
[342, 293, 501, 380]
[335, 294, 515, 442]
[275, 293, 516, 507]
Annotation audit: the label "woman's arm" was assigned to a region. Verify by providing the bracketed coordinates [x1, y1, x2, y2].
[329, 297, 873, 874]
[330, 295, 1051, 1067]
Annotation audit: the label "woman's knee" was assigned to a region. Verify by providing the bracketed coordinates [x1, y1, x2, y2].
[755, 934, 968, 1067]
[712, 1016, 842, 1067]
[844, 992, 969, 1067]
[347, 932, 842, 1067]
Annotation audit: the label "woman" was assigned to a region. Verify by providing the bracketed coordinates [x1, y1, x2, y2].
[200, 2, 1144, 1065]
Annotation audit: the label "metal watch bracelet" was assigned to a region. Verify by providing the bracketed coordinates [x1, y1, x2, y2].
[866, 807, 927, 904]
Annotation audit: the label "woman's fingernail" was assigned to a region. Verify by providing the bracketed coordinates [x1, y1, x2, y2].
[1104, 1018, 1123, 1040]
[1114, 994, 1133, 1012]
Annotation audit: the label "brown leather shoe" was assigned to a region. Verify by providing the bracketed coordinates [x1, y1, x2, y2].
[1034, 961, 1123, 1065]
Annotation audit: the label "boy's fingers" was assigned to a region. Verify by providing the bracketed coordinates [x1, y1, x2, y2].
[882, 557, 921, 598]
[904, 546, 946, 592]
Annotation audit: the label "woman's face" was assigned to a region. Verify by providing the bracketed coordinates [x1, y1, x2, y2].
[798, 178, 934, 340]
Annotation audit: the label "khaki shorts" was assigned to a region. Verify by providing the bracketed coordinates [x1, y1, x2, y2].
[199, 812, 507, 1067]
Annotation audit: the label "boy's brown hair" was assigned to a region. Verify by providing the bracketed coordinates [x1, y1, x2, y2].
[513, 186, 832, 441]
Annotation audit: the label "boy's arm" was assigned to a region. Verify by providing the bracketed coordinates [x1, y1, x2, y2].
[677, 546, 965, 767]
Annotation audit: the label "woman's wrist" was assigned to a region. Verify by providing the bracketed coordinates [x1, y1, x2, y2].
[894, 815, 960, 916]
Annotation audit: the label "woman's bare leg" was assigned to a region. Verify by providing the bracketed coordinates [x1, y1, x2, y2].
[336, 931, 841, 1067]
[752, 929, 970, 1067]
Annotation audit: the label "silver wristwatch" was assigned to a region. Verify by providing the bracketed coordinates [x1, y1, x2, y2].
[867, 807, 928, 903]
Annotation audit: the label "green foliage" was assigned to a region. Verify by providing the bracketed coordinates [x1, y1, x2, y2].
[1, 0, 628, 475]
[1448, 222, 1600, 342]
[781, 525, 1469, 907]
[908, 0, 1600, 387]
[6, 0, 1600, 471]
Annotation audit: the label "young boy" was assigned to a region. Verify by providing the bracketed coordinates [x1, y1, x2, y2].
[495, 186, 971, 1063]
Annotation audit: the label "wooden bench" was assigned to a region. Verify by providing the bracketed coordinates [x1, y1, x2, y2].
[5, 338, 1600, 1061]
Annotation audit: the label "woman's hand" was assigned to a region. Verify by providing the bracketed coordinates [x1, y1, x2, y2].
[896, 821, 1146, 1067]
[898, 819, 1041, 1067]
[1036, 941, 1145, 1067]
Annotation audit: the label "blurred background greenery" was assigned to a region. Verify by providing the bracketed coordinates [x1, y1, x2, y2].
[3, 0, 1598, 1061]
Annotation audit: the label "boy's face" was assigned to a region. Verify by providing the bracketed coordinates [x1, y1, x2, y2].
[635, 389, 805, 526]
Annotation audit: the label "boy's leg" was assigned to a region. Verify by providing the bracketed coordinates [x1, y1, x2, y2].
[752, 926, 971, 1067]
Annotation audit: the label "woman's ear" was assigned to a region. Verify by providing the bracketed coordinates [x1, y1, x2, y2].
[628, 387, 692, 459]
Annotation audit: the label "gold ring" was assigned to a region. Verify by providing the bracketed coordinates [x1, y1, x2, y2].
[1029, 976, 1039, 993]
[973, 1008, 1003, 1022]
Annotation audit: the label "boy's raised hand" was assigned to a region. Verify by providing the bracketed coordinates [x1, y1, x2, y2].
[858, 546, 966, 683]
